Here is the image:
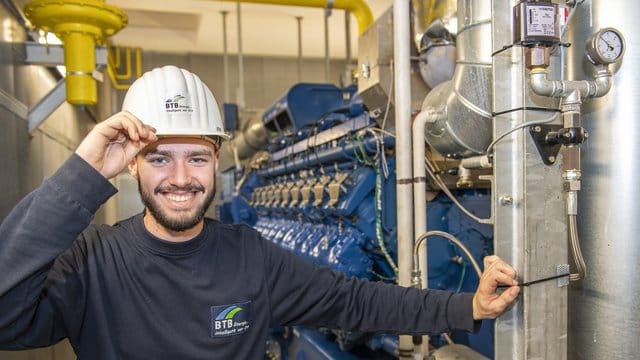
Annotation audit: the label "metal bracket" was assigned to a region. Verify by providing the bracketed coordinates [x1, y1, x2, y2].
[289, 179, 306, 208]
[327, 173, 349, 207]
[313, 175, 332, 206]
[24, 42, 107, 68]
[279, 182, 294, 207]
[27, 80, 66, 133]
[529, 124, 563, 165]
[0, 42, 110, 134]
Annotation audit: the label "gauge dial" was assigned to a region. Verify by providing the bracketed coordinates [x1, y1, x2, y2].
[586, 28, 626, 65]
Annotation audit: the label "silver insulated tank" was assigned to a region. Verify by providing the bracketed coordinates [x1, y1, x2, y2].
[567, 1, 640, 359]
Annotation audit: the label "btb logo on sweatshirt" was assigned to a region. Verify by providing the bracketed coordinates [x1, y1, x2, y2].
[211, 301, 251, 338]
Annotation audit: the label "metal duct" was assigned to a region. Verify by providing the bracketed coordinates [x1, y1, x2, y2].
[229, 112, 268, 160]
[567, 1, 640, 358]
[421, 0, 492, 158]
[411, 0, 457, 51]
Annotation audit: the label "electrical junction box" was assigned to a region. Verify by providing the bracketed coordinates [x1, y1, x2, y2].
[513, 1, 561, 46]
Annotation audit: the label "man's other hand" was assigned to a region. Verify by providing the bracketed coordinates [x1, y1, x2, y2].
[472, 255, 520, 319]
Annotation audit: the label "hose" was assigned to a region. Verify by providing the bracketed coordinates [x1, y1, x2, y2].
[568, 214, 587, 281]
[413, 230, 482, 279]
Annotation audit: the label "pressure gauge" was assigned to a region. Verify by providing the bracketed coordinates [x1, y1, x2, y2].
[586, 28, 626, 65]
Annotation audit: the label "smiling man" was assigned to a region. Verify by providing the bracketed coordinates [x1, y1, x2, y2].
[133, 138, 219, 239]
[0, 65, 520, 359]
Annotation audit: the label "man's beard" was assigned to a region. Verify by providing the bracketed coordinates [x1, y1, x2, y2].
[138, 179, 216, 232]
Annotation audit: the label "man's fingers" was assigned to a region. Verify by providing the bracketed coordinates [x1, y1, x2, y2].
[498, 286, 521, 306]
[482, 272, 518, 293]
[483, 255, 499, 268]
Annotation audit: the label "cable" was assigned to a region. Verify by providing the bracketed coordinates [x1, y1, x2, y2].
[368, 124, 492, 224]
[424, 157, 492, 224]
[380, 61, 394, 131]
[455, 260, 467, 293]
[375, 154, 398, 274]
[368, 269, 396, 281]
[350, 131, 398, 274]
[413, 230, 482, 279]
[485, 114, 558, 155]
[367, 126, 396, 138]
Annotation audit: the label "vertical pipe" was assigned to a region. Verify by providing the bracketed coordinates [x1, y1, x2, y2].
[413, 111, 430, 355]
[296, 16, 303, 82]
[345, 10, 352, 66]
[236, 1, 245, 108]
[324, 8, 331, 82]
[221, 10, 230, 103]
[412, 112, 429, 290]
[393, 0, 414, 357]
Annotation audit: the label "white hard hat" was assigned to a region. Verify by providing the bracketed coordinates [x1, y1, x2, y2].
[122, 65, 229, 143]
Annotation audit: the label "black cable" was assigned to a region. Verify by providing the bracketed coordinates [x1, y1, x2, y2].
[497, 273, 569, 288]
[492, 106, 561, 117]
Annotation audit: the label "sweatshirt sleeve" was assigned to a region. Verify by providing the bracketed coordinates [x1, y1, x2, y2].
[0, 154, 117, 349]
[263, 238, 478, 335]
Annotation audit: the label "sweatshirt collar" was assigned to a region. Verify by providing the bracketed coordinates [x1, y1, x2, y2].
[132, 213, 208, 256]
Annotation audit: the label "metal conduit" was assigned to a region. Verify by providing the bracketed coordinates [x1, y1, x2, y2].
[215, 0, 373, 35]
[256, 136, 395, 177]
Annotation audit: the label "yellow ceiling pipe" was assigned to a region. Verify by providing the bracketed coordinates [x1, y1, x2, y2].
[217, 0, 373, 35]
[24, 0, 127, 105]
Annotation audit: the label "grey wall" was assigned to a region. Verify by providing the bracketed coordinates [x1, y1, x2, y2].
[140, 51, 349, 109]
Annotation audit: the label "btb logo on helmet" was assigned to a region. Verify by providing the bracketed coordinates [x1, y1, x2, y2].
[165, 94, 194, 113]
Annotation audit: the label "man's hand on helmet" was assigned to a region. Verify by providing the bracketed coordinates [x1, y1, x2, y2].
[76, 111, 157, 179]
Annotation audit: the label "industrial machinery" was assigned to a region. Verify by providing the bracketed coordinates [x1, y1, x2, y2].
[2, 0, 634, 359]
[218, 0, 631, 359]
[219, 83, 495, 358]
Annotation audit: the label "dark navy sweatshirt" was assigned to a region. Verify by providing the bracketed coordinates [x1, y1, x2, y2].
[0, 154, 477, 359]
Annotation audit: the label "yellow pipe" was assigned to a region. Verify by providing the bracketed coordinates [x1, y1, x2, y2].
[24, 0, 127, 105]
[135, 47, 141, 78]
[216, 0, 373, 35]
[107, 46, 142, 89]
[108, 44, 122, 68]
[106, 65, 130, 90]
[114, 47, 132, 80]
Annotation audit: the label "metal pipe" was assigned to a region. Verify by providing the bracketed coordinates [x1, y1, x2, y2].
[344, 10, 351, 67]
[296, 16, 303, 82]
[412, 111, 433, 291]
[412, 0, 457, 50]
[216, 0, 373, 35]
[324, 6, 330, 82]
[393, 0, 414, 357]
[412, 109, 433, 356]
[236, 1, 245, 108]
[530, 66, 612, 100]
[413, 230, 483, 279]
[221, 10, 230, 103]
[421, 0, 493, 157]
